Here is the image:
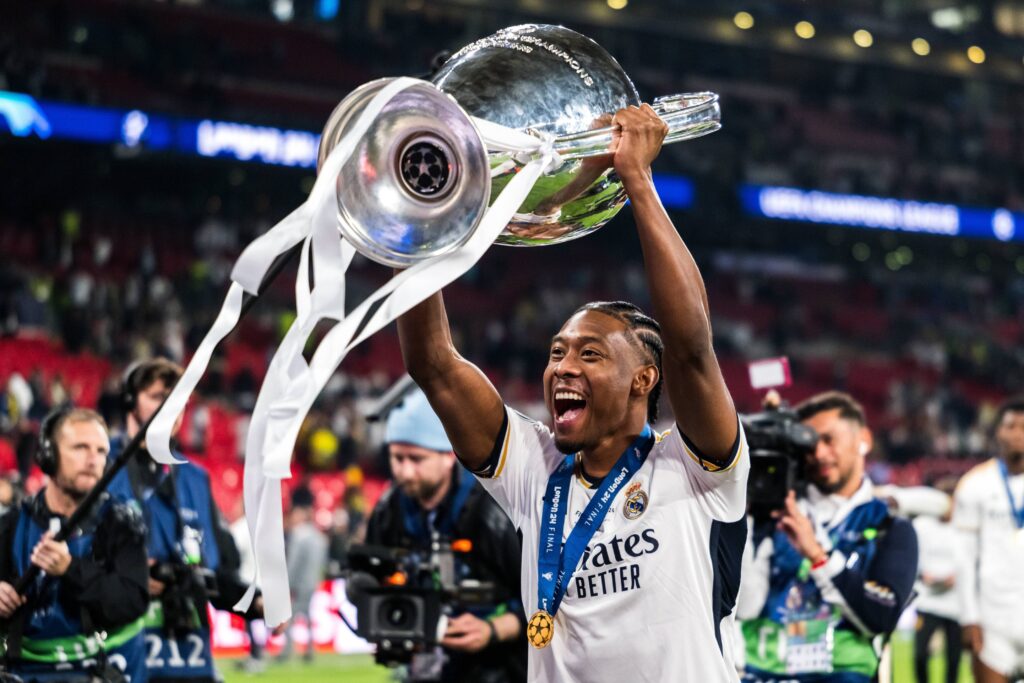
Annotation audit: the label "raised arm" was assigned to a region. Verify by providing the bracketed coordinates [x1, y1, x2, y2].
[614, 104, 738, 463]
[397, 290, 505, 471]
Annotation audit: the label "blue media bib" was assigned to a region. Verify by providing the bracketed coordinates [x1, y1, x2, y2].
[9, 498, 147, 683]
[107, 439, 220, 680]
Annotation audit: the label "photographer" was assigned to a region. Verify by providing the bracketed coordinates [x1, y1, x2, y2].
[738, 392, 918, 683]
[0, 408, 148, 682]
[364, 389, 526, 683]
[107, 358, 257, 683]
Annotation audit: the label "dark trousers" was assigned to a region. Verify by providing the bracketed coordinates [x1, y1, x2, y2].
[914, 611, 962, 683]
[245, 618, 263, 659]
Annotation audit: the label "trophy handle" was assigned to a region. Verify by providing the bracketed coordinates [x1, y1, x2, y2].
[550, 91, 720, 160]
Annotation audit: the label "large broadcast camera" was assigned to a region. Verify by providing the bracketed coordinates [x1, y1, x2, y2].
[740, 358, 819, 518]
[344, 534, 496, 667]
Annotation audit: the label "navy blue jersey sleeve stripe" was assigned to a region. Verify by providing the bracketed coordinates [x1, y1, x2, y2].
[830, 516, 919, 634]
[467, 407, 510, 479]
[710, 517, 748, 652]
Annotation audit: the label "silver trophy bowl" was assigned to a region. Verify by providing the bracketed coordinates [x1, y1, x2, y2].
[318, 23, 719, 266]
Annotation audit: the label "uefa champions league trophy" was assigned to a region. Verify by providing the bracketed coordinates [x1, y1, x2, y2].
[144, 23, 721, 627]
[317, 23, 720, 264]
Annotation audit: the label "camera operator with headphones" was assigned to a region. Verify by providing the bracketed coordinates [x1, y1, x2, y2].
[0, 408, 149, 682]
[737, 391, 919, 683]
[107, 358, 258, 683]
[364, 389, 526, 683]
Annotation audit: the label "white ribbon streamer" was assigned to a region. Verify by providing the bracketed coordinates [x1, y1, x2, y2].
[146, 76, 562, 627]
[148, 76, 422, 465]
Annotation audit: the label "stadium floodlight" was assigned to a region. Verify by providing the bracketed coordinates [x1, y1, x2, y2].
[932, 7, 968, 29]
[853, 29, 873, 48]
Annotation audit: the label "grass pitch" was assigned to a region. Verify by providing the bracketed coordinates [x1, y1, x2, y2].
[218, 632, 974, 682]
[219, 653, 390, 683]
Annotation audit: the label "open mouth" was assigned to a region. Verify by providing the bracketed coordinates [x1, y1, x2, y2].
[553, 390, 587, 426]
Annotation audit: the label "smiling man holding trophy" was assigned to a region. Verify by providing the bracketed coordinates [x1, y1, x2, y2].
[137, 23, 744, 680]
[398, 25, 749, 683]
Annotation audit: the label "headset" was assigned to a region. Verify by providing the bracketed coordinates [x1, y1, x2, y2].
[36, 406, 72, 476]
[121, 358, 181, 416]
[121, 361, 145, 415]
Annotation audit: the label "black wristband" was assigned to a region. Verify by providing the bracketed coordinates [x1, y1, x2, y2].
[486, 618, 499, 646]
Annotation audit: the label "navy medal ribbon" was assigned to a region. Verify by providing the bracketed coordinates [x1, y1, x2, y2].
[535, 425, 654, 621]
[998, 458, 1024, 530]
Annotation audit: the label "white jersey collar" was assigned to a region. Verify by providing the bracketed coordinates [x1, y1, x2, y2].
[806, 477, 874, 529]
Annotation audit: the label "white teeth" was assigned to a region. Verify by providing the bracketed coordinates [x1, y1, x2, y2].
[555, 391, 585, 402]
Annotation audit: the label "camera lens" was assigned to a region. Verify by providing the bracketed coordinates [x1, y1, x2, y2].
[379, 597, 416, 630]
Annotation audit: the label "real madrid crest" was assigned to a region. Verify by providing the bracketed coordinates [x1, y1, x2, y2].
[623, 481, 649, 520]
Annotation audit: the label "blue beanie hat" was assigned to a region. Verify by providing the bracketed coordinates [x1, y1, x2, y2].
[385, 388, 453, 452]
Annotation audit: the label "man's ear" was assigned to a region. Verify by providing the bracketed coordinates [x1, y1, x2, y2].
[632, 365, 659, 397]
[442, 451, 458, 471]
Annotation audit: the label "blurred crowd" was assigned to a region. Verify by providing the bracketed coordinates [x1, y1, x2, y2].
[6, 1, 1024, 211]
[1, 199, 1021, 478]
[3, 0, 1023, 539]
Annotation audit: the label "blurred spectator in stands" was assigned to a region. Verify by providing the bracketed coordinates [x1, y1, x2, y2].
[26, 371, 49, 421]
[343, 465, 368, 536]
[185, 402, 210, 454]
[1, 373, 32, 433]
[47, 374, 68, 409]
[96, 372, 124, 433]
[308, 425, 339, 471]
[0, 476, 19, 515]
[326, 507, 350, 579]
[230, 366, 257, 412]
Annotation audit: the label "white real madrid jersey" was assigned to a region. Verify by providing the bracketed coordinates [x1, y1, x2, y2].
[953, 458, 1024, 635]
[476, 407, 750, 683]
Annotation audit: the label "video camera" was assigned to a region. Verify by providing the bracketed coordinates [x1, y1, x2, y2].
[344, 535, 496, 666]
[740, 358, 819, 518]
[149, 561, 219, 635]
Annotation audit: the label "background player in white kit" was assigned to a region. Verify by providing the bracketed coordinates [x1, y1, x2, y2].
[954, 397, 1024, 683]
[397, 105, 749, 682]
[912, 477, 961, 683]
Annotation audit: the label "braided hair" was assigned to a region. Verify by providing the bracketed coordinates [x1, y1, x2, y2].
[574, 301, 664, 423]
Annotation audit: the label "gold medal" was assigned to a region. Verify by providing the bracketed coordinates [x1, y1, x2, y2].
[527, 610, 555, 649]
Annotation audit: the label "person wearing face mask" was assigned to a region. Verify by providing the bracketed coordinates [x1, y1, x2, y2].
[737, 391, 919, 683]
[953, 397, 1024, 683]
[363, 388, 526, 683]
